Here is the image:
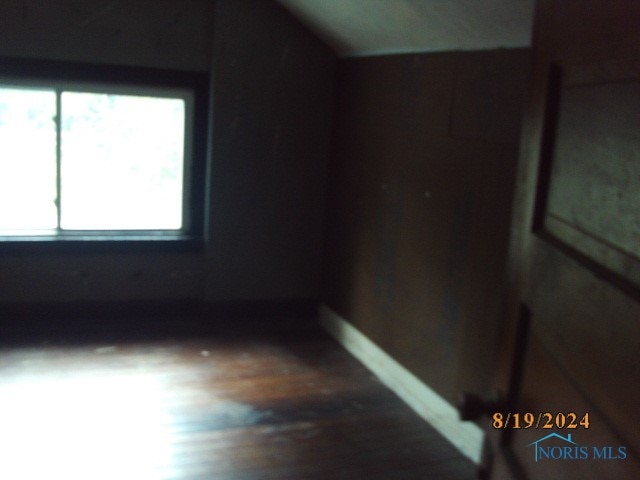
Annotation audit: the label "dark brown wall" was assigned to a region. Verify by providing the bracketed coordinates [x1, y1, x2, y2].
[206, 0, 336, 301]
[322, 49, 530, 403]
[0, 0, 214, 71]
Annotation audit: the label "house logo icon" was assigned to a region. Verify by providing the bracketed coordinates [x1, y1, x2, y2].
[527, 433, 583, 462]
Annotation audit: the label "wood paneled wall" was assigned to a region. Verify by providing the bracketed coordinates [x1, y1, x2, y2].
[204, 0, 336, 301]
[322, 49, 530, 403]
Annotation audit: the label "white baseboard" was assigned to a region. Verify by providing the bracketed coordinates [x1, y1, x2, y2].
[318, 304, 484, 464]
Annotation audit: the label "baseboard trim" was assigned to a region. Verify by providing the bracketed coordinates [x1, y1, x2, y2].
[319, 303, 484, 464]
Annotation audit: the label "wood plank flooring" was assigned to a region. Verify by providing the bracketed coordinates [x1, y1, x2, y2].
[0, 318, 477, 479]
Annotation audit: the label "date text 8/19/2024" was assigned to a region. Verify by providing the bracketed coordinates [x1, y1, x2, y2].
[491, 412, 590, 429]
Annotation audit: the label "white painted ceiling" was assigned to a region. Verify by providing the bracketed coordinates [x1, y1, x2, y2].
[274, 0, 534, 57]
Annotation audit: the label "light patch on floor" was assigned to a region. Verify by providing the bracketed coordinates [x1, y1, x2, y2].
[0, 374, 173, 480]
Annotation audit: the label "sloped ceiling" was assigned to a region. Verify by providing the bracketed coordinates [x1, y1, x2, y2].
[274, 0, 534, 57]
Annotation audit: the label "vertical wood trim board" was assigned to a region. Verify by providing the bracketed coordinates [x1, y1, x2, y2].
[318, 304, 484, 464]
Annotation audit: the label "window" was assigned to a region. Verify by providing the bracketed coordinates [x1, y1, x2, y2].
[0, 58, 208, 251]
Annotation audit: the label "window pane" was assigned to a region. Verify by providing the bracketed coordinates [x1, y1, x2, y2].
[60, 92, 185, 230]
[0, 88, 57, 231]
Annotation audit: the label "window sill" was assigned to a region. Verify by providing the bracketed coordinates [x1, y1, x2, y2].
[0, 234, 205, 254]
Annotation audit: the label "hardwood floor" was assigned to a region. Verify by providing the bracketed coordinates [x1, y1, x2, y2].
[0, 317, 477, 479]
